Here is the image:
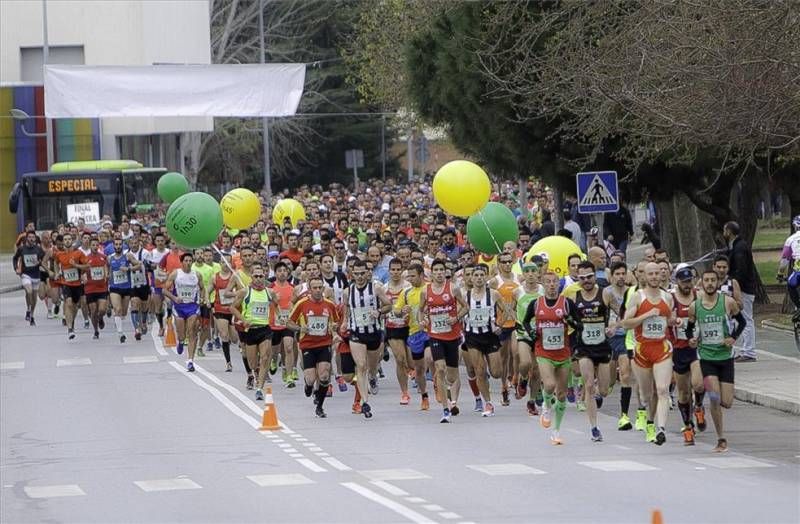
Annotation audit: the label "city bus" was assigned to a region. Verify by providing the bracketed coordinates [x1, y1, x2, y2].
[8, 160, 167, 230]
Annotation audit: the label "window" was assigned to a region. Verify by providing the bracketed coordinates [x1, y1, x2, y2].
[20, 45, 84, 82]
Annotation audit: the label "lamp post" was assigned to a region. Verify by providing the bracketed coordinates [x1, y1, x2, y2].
[42, 0, 54, 168]
[10, 109, 52, 169]
[258, 0, 272, 199]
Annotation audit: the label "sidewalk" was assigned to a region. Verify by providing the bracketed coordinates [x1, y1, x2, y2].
[0, 254, 21, 295]
[735, 349, 800, 415]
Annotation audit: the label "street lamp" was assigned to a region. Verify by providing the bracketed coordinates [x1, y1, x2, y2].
[9, 108, 54, 168]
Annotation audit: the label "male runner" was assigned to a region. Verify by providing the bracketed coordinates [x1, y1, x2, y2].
[287, 276, 340, 418]
[163, 253, 207, 371]
[514, 262, 543, 416]
[54, 233, 88, 340]
[603, 262, 635, 430]
[688, 270, 746, 453]
[83, 238, 109, 339]
[778, 215, 800, 319]
[269, 262, 297, 386]
[13, 231, 47, 326]
[127, 235, 151, 340]
[420, 259, 467, 423]
[622, 262, 677, 445]
[489, 252, 520, 406]
[212, 252, 237, 371]
[394, 264, 431, 411]
[385, 258, 412, 405]
[108, 238, 140, 343]
[146, 233, 170, 336]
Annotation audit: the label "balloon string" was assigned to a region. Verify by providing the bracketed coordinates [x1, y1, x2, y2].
[477, 209, 502, 254]
[212, 244, 245, 288]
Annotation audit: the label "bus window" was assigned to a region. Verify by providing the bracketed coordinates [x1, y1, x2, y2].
[121, 170, 163, 211]
[22, 173, 119, 230]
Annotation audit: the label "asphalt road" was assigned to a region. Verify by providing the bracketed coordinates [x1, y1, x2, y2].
[1, 293, 798, 524]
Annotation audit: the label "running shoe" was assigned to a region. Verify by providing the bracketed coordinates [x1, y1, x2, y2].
[550, 431, 563, 445]
[362, 402, 373, 419]
[378, 366, 385, 378]
[54, 303, 60, 315]
[197, 347, 205, 357]
[286, 380, 296, 389]
[326, 384, 333, 397]
[594, 395, 603, 409]
[304, 383, 313, 397]
[501, 388, 510, 407]
[591, 427, 603, 442]
[247, 375, 255, 390]
[474, 398, 484, 412]
[410, 376, 418, 390]
[187, 361, 195, 372]
[98, 317, 105, 330]
[440, 408, 451, 423]
[225, 362, 233, 372]
[265, 375, 272, 385]
[540, 408, 552, 429]
[654, 430, 666, 446]
[669, 393, 675, 410]
[29, 318, 36, 326]
[352, 401, 362, 414]
[26, 310, 31, 322]
[635, 409, 647, 431]
[84, 319, 90, 329]
[695, 406, 707, 432]
[176, 342, 184, 355]
[566, 386, 576, 403]
[369, 377, 378, 395]
[516, 381, 527, 400]
[336, 375, 347, 392]
[282, 369, 288, 384]
[576, 399, 587, 412]
[290, 369, 299, 382]
[481, 402, 495, 417]
[420, 396, 430, 411]
[383, 346, 390, 362]
[712, 438, 728, 453]
[119, 334, 127, 344]
[255, 389, 264, 401]
[646, 423, 657, 443]
[269, 358, 278, 375]
[682, 425, 695, 446]
[617, 413, 633, 431]
[214, 337, 221, 349]
[68, 329, 76, 340]
[141, 323, 148, 335]
[425, 370, 432, 382]
[134, 330, 141, 341]
[92, 332, 99, 340]
[526, 400, 539, 416]
[449, 403, 460, 416]
[400, 393, 410, 405]
[315, 405, 327, 418]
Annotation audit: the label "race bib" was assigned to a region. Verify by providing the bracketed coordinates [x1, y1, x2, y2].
[541, 326, 565, 350]
[468, 307, 492, 329]
[63, 268, 79, 282]
[112, 270, 128, 285]
[90, 267, 105, 281]
[307, 315, 329, 336]
[131, 270, 147, 287]
[430, 313, 451, 334]
[251, 301, 269, 320]
[642, 316, 667, 339]
[352, 307, 373, 328]
[581, 322, 606, 345]
[700, 321, 724, 345]
[386, 311, 405, 325]
[276, 308, 290, 326]
[608, 309, 618, 325]
[177, 285, 196, 303]
[23, 254, 38, 268]
[219, 292, 234, 305]
[675, 321, 689, 341]
[154, 268, 168, 282]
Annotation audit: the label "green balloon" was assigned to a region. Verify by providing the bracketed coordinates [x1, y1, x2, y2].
[165, 192, 224, 249]
[466, 202, 519, 255]
[157, 172, 190, 203]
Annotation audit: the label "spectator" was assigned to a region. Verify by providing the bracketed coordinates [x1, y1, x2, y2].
[563, 210, 584, 250]
[724, 221, 757, 362]
[603, 204, 634, 253]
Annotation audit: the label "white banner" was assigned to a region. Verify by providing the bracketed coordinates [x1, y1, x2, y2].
[67, 202, 100, 225]
[44, 64, 306, 118]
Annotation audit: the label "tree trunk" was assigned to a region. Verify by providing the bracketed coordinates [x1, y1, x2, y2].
[736, 171, 769, 304]
[654, 198, 679, 257]
[672, 192, 716, 263]
[181, 132, 203, 189]
[518, 176, 528, 222]
[552, 176, 564, 231]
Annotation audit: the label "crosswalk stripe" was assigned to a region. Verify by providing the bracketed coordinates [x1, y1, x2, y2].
[24, 484, 85, 498]
[247, 473, 314, 487]
[0, 361, 25, 370]
[56, 358, 92, 367]
[134, 478, 202, 492]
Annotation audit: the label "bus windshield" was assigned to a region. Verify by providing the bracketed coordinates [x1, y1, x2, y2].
[121, 169, 164, 210]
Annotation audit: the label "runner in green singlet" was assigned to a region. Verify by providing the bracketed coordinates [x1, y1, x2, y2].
[513, 262, 543, 416]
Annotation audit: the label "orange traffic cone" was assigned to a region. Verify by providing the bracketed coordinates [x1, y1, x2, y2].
[651, 509, 663, 524]
[163, 316, 177, 348]
[259, 385, 280, 431]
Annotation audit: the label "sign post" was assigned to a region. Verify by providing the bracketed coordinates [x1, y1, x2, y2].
[345, 149, 364, 192]
[576, 171, 619, 214]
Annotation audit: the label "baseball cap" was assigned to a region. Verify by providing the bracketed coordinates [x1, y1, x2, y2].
[381, 202, 390, 212]
[675, 266, 694, 282]
[268, 250, 280, 258]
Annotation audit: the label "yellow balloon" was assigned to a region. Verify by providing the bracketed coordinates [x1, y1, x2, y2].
[272, 198, 306, 227]
[220, 188, 262, 230]
[526, 236, 583, 277]
[433, 160, 491, 217]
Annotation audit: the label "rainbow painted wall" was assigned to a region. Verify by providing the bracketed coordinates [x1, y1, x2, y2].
[0, 84, 101, 251]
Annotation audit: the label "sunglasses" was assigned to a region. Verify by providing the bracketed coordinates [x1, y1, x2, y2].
[252, 274, 265, 278]
[578, 274, 595, 280]
[499, 260, 513, 264]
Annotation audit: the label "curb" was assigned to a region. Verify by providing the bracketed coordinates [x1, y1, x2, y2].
[734, 385, 800, 416]
[0, 284, 21, 295]
[761, 319, 793, 334]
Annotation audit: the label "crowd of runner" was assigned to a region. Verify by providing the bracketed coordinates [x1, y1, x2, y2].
[13, 178, 797, 452]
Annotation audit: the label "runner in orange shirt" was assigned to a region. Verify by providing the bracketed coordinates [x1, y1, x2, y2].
[54, 233, 89, 340]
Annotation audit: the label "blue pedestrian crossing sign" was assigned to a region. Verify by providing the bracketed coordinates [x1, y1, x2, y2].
[576, 171, 619, 214]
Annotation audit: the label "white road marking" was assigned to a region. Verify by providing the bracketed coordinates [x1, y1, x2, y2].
[278, 443, 292, 448]
[247, 473, 314, 487]
[168, 362, 259, 429]
[341, 482, 436, 524]
[199, 354, 224, 360]
[134, 478, 202, 492]
[321, 457, 352, 471]
[440, 512, 461, 519]
[613, 445, 631, 451]
[360, 468, 430, 481]
[423, 504, 444, 511]
[315, 452, 331, 457]
[566, 429, 583, 435]
[149, 326, 169, 356]
[687, 457, 776, 469]
[294, 436, 308, 441]
[24, 484, 85, 498]
[756, 349, 800, 363]
[405, 497, 427, 503]
[297, 458, 327, 473]
[0, 361, 25, 370]
[309, 446, 323, 452]
[578, 460, 659, 472]
[56, 358, 92, 367]
[466, 463, 546, 476]
[289, 453, 304, 458]
[301, 442, 317, 447]
[282, 448, 299, 453]
[371, 481, 409, 496]
[123, 355, 159, 364]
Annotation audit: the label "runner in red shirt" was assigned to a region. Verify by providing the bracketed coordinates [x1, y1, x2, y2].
[212, 252, 238, 372]
[54, 233, 88, 340]
[83, 238, 109, 339]
[287, 276, 340, 419]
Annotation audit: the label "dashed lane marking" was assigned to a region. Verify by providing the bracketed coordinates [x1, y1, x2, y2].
[359, 469, 430, 481]
[341, 482, 436, 524]
[320, 457, 352, 471]
[56, 358, 92, 367]
[123, 355, 159, 364]
[578, 460, 659, 472]
[370, 481, 409, 497]
[0, 361, 24, 370]
[687, 457, 776, 469]
[24, 484, 85, 498]
[247, 474, 314, 487]
[134, 478, 202, 492]
[466, 463, 547, 476]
